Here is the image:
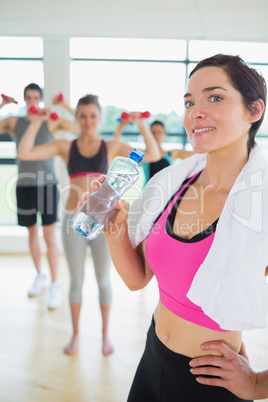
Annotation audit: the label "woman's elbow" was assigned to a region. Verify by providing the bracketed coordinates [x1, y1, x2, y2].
[152, 149, 161, 161]
[17, 150, 23, 159]
[17, 150, 31, 161]
[17, 151, 26, 160]
[127, 285, 139, 292]
[144, 153, 160, 163]
[151, 155, 160, 162]
[127, 282, 146, 292]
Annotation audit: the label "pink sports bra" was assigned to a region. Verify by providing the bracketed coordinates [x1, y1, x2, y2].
[145, 172, 228, 332]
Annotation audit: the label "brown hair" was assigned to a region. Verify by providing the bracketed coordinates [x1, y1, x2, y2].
[76, 94, 101, 113]
[189, 54, 267, 153]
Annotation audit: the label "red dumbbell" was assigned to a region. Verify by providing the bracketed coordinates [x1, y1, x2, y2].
[53, 92, 64, 104]
[141, 111, 151, 118]
[120, 111, 151, 120]
[1, 93, 18, 104]
[57, 93, 64, 101]
[121, 112, 129, 120]
[28, 105, 38, 114]
[50, 112, 59, 120]
[28, 105, 59, 120]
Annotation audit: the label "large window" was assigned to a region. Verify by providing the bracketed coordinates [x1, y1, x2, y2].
[70, 38, 187, 137]
[0, 37, 44, 223]
[0, 37, 44, 116]
[70, 38, 268, 149]
[1, 36, 268, 224]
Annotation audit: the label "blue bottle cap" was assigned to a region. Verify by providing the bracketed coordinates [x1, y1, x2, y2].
[128, 148, 145, 164]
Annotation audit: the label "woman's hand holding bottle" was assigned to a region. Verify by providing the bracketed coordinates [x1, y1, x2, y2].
[78, 175, 130, 239]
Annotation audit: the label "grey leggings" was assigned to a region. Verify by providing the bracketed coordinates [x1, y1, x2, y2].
[62, 212, 112, 305]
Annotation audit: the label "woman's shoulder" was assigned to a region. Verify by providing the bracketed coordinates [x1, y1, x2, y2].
[56, 138, 73, 154]
[105, 138, 120, 148]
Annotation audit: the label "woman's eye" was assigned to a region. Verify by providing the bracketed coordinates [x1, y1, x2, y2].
[185, 101, 194, 109]
[209, 95, 222, 102]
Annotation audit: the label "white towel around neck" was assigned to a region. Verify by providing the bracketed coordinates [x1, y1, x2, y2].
[127, 144, 268, 331]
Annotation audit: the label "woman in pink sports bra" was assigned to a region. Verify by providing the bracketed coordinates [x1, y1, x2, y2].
[17, 94, 160, 358]
[80, 55, 268, 401]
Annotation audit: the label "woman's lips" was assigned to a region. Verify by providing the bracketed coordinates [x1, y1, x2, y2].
[192, 126, 216, 136]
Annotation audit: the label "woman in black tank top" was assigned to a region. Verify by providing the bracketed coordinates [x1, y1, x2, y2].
[67, 138, 108, 178]
[17, 93, 160, 358]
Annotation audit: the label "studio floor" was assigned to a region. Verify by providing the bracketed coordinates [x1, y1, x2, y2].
[0, 253, 268, 402]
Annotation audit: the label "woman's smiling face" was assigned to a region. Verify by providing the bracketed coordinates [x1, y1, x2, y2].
[183, 66, 253, 154]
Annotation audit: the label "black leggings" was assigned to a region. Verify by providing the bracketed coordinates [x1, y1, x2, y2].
[127, 319, 252, 402]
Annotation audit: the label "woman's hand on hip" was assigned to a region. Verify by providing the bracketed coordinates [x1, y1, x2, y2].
[189, 340, 257, 400]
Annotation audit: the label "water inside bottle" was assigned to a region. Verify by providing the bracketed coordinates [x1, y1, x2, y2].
[71, 182, 119, 239]
[71, 165, 141, 240]
[109, 171, 140, 180]
[71, 212, 104, 240]
[107, 171, 140, 193]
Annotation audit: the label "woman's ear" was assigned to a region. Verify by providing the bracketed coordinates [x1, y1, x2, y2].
[248, 99, 265, 123]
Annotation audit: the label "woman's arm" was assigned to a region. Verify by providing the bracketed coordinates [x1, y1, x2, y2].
[105, 208, 154, 290]
[189, 341, 268, 400]
[108, 112, 161, 162]
[0, 116, 15, 137]
[17, 111, 70, 161]
[82, 182, 154, 290]
[49, 95, 79, 135]
[134, 114, 160, 162]
[51, 117, 80, 136]
[113, 119, 130, 139]
[52, 94, 75, 116]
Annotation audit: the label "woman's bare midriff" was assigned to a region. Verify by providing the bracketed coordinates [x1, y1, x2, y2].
[64, 175, 99, 212]
[153, 301, 242, 358]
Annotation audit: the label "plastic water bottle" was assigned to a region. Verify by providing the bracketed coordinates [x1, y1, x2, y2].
[71, 148, 145, 240]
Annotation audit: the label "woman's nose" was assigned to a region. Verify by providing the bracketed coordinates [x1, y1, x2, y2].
[189, 104, 207, 120]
